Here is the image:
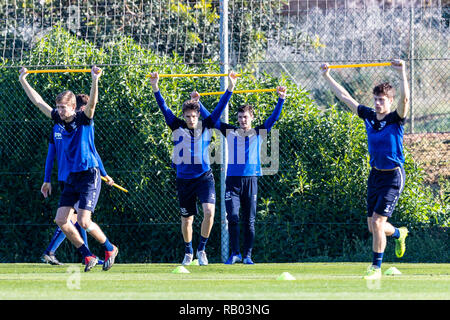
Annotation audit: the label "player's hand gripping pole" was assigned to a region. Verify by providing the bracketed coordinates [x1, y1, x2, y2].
[101, 176, 128, 193]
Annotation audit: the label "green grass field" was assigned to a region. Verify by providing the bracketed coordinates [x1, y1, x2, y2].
[0, 263, 448, 300]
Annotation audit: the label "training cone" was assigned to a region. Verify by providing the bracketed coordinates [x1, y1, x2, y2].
[190, 259, 199, 266]
[172, 266, 190, 274]
[384, 267, 402, 276]
[276, 272, 296, 280]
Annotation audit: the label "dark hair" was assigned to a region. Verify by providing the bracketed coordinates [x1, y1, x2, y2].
[237, 104, 254, 116]
[76, 94, 89, 111]
[182, 99, 200, 114]
[373, 82, 395, 99]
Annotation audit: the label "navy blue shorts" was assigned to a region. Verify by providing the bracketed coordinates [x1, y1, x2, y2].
[59, 168, 101, 213]
[366, 167, 405, 218]
[225, 176, 258, 224]
[58, 181, 80, 212]
[176, 170, 216, 217]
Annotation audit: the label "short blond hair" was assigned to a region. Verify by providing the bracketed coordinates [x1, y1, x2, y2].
[55, 90, 76, 108]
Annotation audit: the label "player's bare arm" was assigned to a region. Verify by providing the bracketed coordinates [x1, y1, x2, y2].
[320, 63, 360, 115]
[19, 67, 53, 118]
[84, 66, 102, 119]
[391, 59, 409, 119]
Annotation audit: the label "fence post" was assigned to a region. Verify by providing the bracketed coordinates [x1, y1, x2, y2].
[409, 5, 415, 134]
[219, 0, 229, 263]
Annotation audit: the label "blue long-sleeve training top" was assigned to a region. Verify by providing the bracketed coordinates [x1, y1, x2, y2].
[154, 89, 233, 179]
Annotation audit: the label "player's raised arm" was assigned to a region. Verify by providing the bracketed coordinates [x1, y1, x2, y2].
[262, 86, 286, 131]
[150, 72, 177, 127]
[84, 66, 102, 119]
[208, 71, 238, 124]
[19, 67, 53, 118]
[391, 59, 409, 119]
[321, 63, 360, 115]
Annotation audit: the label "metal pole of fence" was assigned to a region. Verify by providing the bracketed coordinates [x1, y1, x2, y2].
[409, 5, 415, 134]
[219, 0, 229, 263]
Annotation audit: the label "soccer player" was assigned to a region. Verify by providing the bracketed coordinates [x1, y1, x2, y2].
[149, 71, 238, 266]
[40, 94, 114, 266]
[320, 59, 409, 279]
[19, 66, 118, 272]
[192, 86, 286, 265]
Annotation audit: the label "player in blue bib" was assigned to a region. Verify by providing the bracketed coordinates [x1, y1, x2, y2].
[40, 94, 114, 266]
[192, 86, 286, 264]
[321, 59, 410, 279]
[149, 71, 238, 266]
[19, 66, 118, 272]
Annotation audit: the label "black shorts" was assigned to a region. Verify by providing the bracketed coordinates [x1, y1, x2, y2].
[176, 170, 216, 217]
[367, 167, 405, 218]
[59, 168, 101, 213]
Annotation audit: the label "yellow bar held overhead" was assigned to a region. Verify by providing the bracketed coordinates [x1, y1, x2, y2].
[327, 62, 392, 69]
[26, 69, 92, 74]
[199, 88, 277, 96]
[146, 73, 242, 78]
[101, 176, 129, 193]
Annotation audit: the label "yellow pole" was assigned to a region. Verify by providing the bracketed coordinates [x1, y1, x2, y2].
[199, 88, 277, 96]
[26, 69, 92, 74]
[146, 73, 242, 78]
[327, 62, 392, 69]
[101, 176, 129, 193]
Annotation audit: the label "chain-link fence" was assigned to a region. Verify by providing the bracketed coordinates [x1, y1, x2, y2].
[0, 1, 448, 263]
